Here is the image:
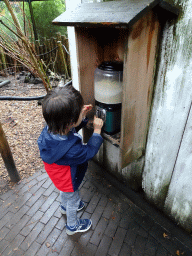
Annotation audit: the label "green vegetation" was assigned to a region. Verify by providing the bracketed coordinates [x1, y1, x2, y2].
[0, 0, 66, 41]
[28, 0, 66, 40]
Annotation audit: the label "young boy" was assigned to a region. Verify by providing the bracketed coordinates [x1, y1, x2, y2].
[37, 85, 103, 235]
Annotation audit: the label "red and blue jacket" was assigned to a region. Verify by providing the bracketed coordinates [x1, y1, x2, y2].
[37, 121, 103, 192]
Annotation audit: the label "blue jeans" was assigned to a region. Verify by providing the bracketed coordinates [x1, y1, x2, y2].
[60, 190, 81, 227]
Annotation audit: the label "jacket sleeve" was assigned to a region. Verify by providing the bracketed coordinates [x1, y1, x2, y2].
[75, 117, 89, 132]
[56, 133, 103, 166]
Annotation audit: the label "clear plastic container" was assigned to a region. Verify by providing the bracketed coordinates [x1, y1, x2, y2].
[94, 61, 123, 104]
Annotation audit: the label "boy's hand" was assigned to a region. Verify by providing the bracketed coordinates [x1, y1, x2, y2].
[93, 116, 104, 134]
[82, 104, 93, 118]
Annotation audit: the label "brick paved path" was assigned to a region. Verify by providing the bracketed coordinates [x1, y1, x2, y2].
[0, 161, 192, 256]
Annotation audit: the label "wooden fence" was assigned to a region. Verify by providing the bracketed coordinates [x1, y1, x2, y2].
[0, 32, 71, 78]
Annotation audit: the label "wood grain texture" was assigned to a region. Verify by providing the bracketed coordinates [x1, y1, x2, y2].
[120, 10, 160, 168]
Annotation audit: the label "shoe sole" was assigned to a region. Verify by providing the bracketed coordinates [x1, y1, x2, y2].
[66, 220, 92, 235]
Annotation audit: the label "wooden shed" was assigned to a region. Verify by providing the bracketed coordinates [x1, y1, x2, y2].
[52, 0, 179, 189]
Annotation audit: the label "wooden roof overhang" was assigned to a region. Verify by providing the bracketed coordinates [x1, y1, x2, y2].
[52, 0, 179, 28]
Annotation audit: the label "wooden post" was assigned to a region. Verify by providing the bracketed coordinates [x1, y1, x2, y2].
[53, 38, 58, 72]
[0, 47, 7, 72]
[57, 41, 69, 78]
[28, 0, 38, 41]
[50, 37, 56, 71]
[43, 37, 47, 63]
[61, 35, 71, 77]
[0, 122, 20, 183]
[46, 39, 53, 70]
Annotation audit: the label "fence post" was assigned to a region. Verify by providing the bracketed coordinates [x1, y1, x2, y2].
[0, 122, 20, 183]
[61, 34, 71, 77]
[0, 46, 7, 72]
[57, 41, 69, 78]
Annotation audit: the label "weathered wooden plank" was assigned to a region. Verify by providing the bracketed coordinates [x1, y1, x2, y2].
[164, 103, 192, 231]
[75, 27, 97, 107]
[142, 20, 192, 209]
[52, 0, 178, 28]
[120, 10, 160, 169]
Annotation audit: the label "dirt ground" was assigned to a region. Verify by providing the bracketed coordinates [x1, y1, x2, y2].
[0, 73, 59, 194]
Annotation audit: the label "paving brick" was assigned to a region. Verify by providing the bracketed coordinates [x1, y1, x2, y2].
[5, 205, 30, 228]
[120, 212, 134, 230]
[81, 211, 92, 220]
[36, 216, 59, 244]
[108, 227, 127, 256]
[4, 214, 31, 242]
[70, 230, 94, 256]
[36, 242, 52, 256]
[0, 211, 14, 230]
[26, 187, 46, 207]
[59, 237, 75, 256]
[137, 226, 148, 238]
[80, 187, 95, 203]
[17, 179, 38, 195]
[47, 251, 59, 256]
[9, 192, 32, 214]
[43, 183, 56, 197]
[22, 241, 41, 256]
[119, 242, 132, 256]
[0, 226, 10, 241]
[156, 245, 169, 256]
[78, 230, 93, 247]
[144, 235, 158, 256]
[90, 217, 108, 246]
[1, 162, 192, 256]
[0, 188, 15, 201]
[2, 234, 25, 256]
[83, 180, 92, 189]
[86, 242, 98, 255]
[20, 222, 45, 251]
[95, 235, 112, 256]
[55, 216, 66, 230]
[91, 204, 105, 230]
[29, 179, 47, 195]
[26, 194, 47, 216]
[124, 221, 140, 246]
[39, 191, 58, 212]
[138, 214, 155, 231]
[0, 198, 3, 206]
[55, 193, 60, 202]
[54, 205, 62, 218]
[40, 201, 60, 224]
[36, 173, 48, 181]
[10, 248, 25, 256]
[98, 195, 108, 207]
[102, 200, 114, 219]
[0, 194, 18, 216]
[42, 178, 52, 189]
[86, 193, 101, 214]
[51, 230, 69, 253]
[20, 210, 44, 236]
[0, 239, 9, 254]
[131, 235, 147, 256]
[149, 224, 179, 255]
[44, 227, 61, 247]
[104, 218, 118, 238]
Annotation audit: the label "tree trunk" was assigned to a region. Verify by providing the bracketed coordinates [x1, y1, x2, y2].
[0, 122, 20, 183]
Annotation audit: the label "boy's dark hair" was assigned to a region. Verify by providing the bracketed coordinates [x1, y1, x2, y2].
[42, 85, 84, 134]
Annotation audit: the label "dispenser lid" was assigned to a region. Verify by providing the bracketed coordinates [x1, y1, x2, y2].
[98, 61, 123, 72]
